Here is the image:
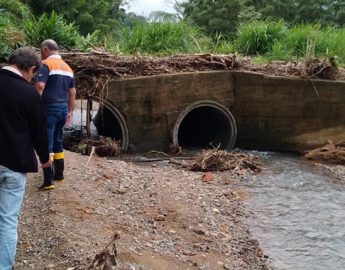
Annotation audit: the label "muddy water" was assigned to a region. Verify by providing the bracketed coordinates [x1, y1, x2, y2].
[244, 152, 345, 270]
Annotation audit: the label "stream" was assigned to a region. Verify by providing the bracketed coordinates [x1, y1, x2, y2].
[244, 152, 345, 270]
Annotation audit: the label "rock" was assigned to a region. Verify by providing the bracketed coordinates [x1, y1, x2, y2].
[154, 215, 165, 221]
[202, 172, 214, 182]
[193, 228, 206, 235]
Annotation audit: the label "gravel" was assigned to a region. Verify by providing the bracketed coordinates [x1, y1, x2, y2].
[15, 151, 270, 270]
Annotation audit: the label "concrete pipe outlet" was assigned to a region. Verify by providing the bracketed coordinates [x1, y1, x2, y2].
[173, 101, 237, 150]
[91, 98, 129, 151]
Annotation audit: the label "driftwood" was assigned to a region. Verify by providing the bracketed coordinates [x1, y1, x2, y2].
[88, 233, 120, 270]
[303, 141, 345, 165]
[188, 149, 262, 173]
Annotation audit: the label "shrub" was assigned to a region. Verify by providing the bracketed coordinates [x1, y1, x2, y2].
[24, 11, 81, 48]
[0, 0, 29, 60]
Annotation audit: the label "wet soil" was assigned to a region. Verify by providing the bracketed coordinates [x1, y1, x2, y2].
[15, 151, 269, 270]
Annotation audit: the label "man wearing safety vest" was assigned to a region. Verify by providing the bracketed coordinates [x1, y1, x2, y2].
[35, 39, 76, 190]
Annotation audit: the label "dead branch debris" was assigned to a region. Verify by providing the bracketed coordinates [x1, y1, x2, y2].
[66, 135, 121, 157]
[303, 141, 345, 165]
[63, 53, 240, 97]
[88, 233, 120, 270]
[59, 52, 344, 99]
[183, 149, 262, 173]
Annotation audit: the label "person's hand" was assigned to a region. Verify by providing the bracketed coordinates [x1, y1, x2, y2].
[41, 160, 52, 168]
[65, 112, 72, 127]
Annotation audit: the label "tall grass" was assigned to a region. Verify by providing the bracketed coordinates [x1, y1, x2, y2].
[232, 21, 345, 65]
[110, 20, 213, 55]
[233, 20, 288, 55]
[331, 28, 345, 64]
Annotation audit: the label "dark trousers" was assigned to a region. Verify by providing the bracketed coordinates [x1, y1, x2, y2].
[43, 103, 67, 154]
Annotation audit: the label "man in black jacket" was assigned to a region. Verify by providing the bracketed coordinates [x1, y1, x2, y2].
[0, 47, 51, 270]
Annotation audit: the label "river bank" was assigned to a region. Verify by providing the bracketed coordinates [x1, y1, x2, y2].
[15, 150, 269, 270]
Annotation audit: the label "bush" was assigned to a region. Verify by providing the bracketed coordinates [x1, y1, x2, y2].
[24, 11, 81, 48]
[0, 0, 29, 60]
[0, 0, 31, 26]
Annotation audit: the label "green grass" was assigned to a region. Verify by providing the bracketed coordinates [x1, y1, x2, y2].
[231, 21, 345, 66]
[233, 20, 288, 55]
[108, 20, 214, 55]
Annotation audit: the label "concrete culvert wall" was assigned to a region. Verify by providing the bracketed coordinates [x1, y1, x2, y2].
[91, 98, 129, 151]
[173, 101, 237, 150]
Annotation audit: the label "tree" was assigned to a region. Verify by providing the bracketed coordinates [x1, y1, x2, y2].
[181, 0, 242, 39]
[21, 0, 130, 35]
[250, 0, 345, 26]
[180, 0, 344, 41]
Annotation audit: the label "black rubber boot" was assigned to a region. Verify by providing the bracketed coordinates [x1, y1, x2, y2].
[39, 166, 55, 190]
[53, 159, 64, 182]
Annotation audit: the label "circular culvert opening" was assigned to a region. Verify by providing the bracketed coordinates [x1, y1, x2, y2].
[173, 101, 237, 150]
[69, 98, 129, 151]
[93, 106, 122, 140]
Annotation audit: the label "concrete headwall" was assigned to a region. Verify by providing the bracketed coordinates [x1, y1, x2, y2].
[232, 71, 345, 152]
[89, 70, 345, 152]
[104, 71, 234, 151]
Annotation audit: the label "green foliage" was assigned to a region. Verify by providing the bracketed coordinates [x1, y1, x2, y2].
[0, 24, 16, 61]
[244, 0, 345, 26]
[284, 25, 344, 60]
[269, 41, 293, 61]
[0, 0, 31, 25]
[22, 0, 129, 35]
[113, 20, 212, 55]
[0, 0, 29, 60]
[211, 34, 235, 54]
[181, 0, 345, 40]
[232, 21, 345, 65]
[79, 30, 102, 51]
[24, 11, 81, 48]
[233, 20, 288, 55]
[330, 28, 345, 64]
[181, 0, 242, 39]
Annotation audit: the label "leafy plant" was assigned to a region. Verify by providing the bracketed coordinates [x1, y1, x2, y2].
[24, 11, 81, 48]
[0, 0, 29, 60]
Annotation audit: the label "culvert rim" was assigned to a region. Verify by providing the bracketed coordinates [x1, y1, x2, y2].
[88, 97, 129, 151]
[172, 100, 237, 150]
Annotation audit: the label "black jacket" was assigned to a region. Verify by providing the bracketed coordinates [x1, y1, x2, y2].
[0, 69, 49, 173]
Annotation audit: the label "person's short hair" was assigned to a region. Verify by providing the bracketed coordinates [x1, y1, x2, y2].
[41, 39, 59, 51]
[8, 47, 41, 72]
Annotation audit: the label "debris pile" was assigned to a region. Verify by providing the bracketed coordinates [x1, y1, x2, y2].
[243, 57, 339, 80]
[303, 58, 338, 80]
[303, 141, 345, 165]
[189, 149, 262, 173]
[64, 134, 121, 157]
[61, 52, 344, 97]
[63, 53, 240, 97]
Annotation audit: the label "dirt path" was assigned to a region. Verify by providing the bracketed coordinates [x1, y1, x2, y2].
[15, 151, 269, 270]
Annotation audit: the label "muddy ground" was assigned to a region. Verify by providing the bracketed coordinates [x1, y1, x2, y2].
[15, 151, 270, 270]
